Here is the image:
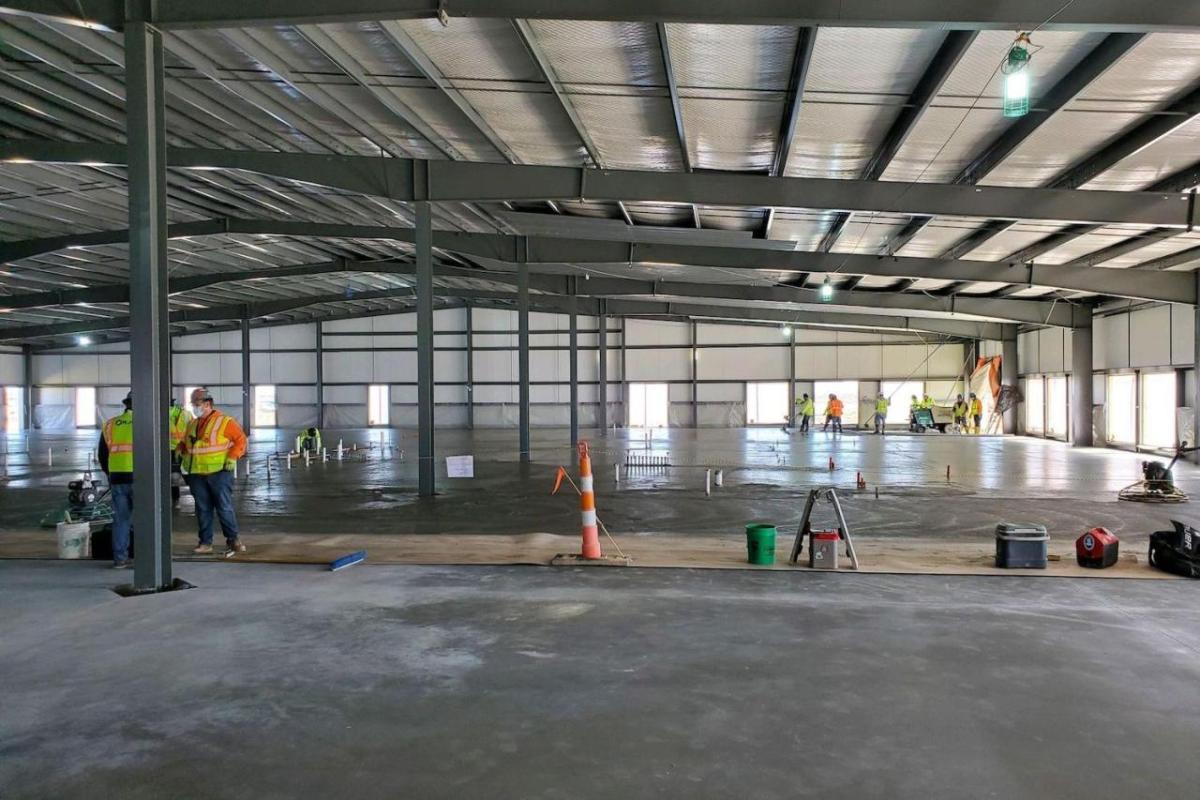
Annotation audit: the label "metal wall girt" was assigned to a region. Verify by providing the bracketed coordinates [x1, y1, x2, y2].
[6, 1, 1200, 32]
[4, 141, 1198, 229]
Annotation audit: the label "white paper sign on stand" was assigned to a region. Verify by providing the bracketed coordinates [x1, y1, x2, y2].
[446, 455, 474, 478]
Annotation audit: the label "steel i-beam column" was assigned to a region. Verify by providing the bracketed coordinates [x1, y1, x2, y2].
[314, 321, 324, 429]
[1194, 274, 1200, 463]
[598, 311, 608, 436]
[416, 201, 435, 496]
[1071, 314, 1094, 447]
[22, 344, 33, 431]
[1001, 335, 1018, 434]
[126, 16, 172, 590]
[692, 320, 699, 427]
[569, 286, 579, 448]
[241, 314, 251, 434]
[518, 258, 531, 463]
[465, 304, 474, 430]
[620, 319, 628, 428]
[788, 327, 796, 424]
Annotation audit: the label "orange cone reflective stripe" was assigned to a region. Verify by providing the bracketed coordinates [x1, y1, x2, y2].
[578, 441, 601, 559]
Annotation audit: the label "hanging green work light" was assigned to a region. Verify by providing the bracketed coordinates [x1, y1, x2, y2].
[819, 276, 834, 302]
[1002, 33, 1033, 118]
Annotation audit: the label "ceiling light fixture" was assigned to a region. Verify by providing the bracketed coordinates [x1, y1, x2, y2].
[1002, 33, 1033, 118]
[78, 336, 92, 346]
[819, 276, 834, 303]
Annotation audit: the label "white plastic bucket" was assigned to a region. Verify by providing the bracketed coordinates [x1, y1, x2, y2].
[56, 522, 91, 559]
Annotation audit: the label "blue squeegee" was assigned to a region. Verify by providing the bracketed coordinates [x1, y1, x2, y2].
[329, 550, 367, 572]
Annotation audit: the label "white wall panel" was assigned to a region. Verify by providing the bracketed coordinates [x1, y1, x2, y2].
[1096, 313, 1129, 370]
[839, 345, 882, 378]
[627, 349, 691, 381]
[474, 351, 516, 382]
[0, 352, 21, 384]
[699, 347, 788, 380]
[700, 323, 784, 345]
[434, 350, 466, 383]
[373, 352, 417, 382]
[928, 344, 967, 377]
[1129, 305, 1172, 368]
[325, 352, 373, 383]
[1172, 304, 1195, 366]
[1039, 328, 1065, 373]
[1018, 330, 1038, 375]
[697, 383, 744, 402]
[271, 353, 316, 383]
[880, 345, 927, 378]
[626, 318, 691, 346]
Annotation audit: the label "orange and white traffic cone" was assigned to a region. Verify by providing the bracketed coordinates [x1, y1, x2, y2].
[579, 441, 602, 559]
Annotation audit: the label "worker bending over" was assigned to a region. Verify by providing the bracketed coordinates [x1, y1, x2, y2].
[952, 394, 969, 430]
[178, 388, 248, 558]
[969, 393, 984, 434]
[873, 393, 889, 435]
[296, 427, 322, 454]
[822, 394, 844, 434]
[98, 391, 134, 569]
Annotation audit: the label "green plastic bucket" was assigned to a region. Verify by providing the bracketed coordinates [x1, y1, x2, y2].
[745, 523, 777, 566]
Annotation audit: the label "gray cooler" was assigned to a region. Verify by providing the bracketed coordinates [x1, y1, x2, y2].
[995, 523, 1048, 569]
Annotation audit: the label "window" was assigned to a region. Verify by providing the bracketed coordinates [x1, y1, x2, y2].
[368, 384, 390, 427]
[1046, 376, 1068, 439]
[253, 385, 276, 428]
[627, 382, 668, 429]
[1141, 372, 1176, 449]
[1024, 377, 1044, 434]
[881, 380, 924, 425]
[814, 381, 859, 425]
[1106, 374, 1136, 445]
[746, 382, 789, 426]
[3, 387, 21, 432]
[75, 387, 96, 428]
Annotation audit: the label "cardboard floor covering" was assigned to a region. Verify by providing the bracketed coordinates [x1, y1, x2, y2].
[0, 529, 1180, 579]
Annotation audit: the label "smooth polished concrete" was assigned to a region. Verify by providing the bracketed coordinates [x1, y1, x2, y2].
[2, 428, 1198, 546]
[2, 561, 1199, 799]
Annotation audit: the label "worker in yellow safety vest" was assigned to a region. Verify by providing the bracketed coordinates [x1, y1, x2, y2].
[98, 391, 134, 569]
[920, 393, 935, 410]
[969, 393, 984, 434]
[178, 387, 248, 557]
[168, 398, 193, 504]
[952, 394, 969, 429]
[295, 427, 322, 454]
[873, 393, 889, 435]
[797, 393, 815, 434]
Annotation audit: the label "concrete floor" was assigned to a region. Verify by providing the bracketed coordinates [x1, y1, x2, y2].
[3, 428, 1199, 545]
[3, 560, 1199, 799]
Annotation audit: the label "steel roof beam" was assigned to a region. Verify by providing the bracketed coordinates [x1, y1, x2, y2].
[654, 22, 701, 229]
[761, 26, 816, 240]
[2, 217, 1192, 304]
[820, 29, 976, 252]
[891, 33, 1144, 256]
[6, 1, 1198, 33]
[5, 140, 1197, 229]
[0, 254, 1074, 325]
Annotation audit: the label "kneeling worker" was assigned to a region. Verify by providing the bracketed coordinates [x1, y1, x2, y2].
[296, 427, 322, 454]
[179, 388, 248, 558]
[98, 391, 134, 569]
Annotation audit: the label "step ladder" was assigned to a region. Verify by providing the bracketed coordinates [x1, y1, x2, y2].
[789, 487, 860, 570]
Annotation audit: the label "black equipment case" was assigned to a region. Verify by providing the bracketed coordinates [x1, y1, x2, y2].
[1148, 520, 1200, 578]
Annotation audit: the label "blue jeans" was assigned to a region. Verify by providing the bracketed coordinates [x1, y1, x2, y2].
[110, 483, 133, 564]
[185, 470, 240, 545]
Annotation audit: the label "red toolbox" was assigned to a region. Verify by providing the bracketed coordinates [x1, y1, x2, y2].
[1076, 527, 1119, 568]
